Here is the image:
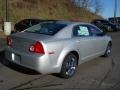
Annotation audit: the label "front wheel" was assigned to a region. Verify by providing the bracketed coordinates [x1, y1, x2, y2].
[103, 42, 112, 57]
[59, 53, 78, 79]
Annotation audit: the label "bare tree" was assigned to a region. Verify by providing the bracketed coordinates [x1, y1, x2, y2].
[72, 0, 103, 15]
[93, 0, 103, 14]
[73, 0, 93, 8]
[80, 0, 90, 8]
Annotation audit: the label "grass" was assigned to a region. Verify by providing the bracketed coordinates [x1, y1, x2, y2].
[0, 31, 5, 38]
[0, 33, 6, 51]
[0, 0, 102, 24]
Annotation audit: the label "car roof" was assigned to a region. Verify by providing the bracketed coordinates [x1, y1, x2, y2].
[93, 19, 109, 22]
[56, 20, 91, 26]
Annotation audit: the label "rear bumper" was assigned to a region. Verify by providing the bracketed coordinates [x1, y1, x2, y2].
[5, 47, 60, 74]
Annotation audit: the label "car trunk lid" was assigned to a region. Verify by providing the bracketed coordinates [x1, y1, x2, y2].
[9, 32, 51, 53]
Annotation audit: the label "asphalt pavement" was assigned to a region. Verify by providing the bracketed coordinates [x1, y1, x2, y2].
[0, 32, 120, 90]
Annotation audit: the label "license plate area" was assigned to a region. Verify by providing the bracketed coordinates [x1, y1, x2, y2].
[12, 53, 21, 63]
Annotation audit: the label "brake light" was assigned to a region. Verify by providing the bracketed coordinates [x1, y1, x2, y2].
[29, 41, 45, 54]
[6, 36, 12, 47]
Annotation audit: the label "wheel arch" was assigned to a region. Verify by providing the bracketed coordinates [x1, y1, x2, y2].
[69, 51, 79, 65]
[57, 49, 79, 73]
[108, 40, 112, 46]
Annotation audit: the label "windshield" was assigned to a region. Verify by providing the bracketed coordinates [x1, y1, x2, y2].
[24, 22, 67, 35]
[14, 19, 43, 31]
[100, 20, 111, 24]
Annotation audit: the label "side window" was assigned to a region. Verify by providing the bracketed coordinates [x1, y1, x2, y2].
[88, 25, 102, 36]
[73, 25, 90, 37]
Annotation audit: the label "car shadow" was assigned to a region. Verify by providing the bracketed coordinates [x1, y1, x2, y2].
[0, 51, 39, 75]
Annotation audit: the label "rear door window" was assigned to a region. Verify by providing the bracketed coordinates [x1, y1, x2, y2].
[73, 25, 91, 37]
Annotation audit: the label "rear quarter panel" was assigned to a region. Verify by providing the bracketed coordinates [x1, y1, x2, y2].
[43, 37, 79, 73]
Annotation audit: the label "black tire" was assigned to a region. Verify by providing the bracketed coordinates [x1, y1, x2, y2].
[103, 42, 112, 57]
[59, 53, 78, 79]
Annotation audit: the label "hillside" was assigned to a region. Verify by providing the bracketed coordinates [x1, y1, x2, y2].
[0, 0, 102, 24]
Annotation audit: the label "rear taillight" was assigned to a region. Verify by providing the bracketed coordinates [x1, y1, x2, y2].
[6, 36, 12, 47]
[29, 41, 45, 54]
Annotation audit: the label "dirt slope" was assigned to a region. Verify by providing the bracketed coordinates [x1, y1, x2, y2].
[0, 0, 102, 23]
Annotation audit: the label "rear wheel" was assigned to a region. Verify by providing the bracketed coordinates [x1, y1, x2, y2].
[103, 42, 112, 57]
[59, 53, 78, 78]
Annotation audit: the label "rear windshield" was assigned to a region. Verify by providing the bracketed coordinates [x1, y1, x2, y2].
[25, 23, 67, 35]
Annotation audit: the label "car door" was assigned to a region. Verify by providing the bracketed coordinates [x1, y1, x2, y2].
[88, 25, 107, 55]
[73, 24, 97, 61]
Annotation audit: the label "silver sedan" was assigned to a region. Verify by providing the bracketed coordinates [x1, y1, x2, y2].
[5, 21, 112, 78]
